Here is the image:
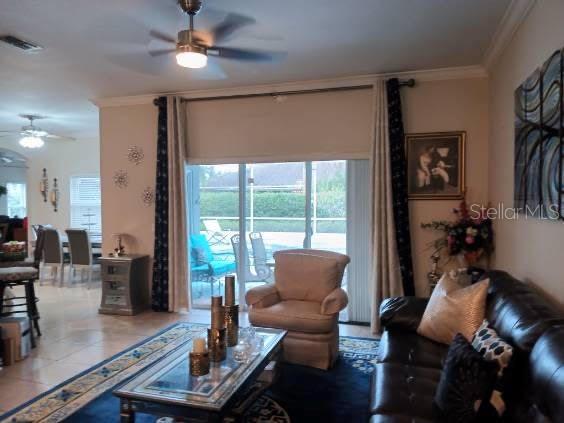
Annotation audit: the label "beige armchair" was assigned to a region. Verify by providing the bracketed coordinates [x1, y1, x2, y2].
[245, 249, 350, 370]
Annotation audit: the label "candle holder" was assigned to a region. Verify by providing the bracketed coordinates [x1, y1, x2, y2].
[224, 304, 239, 347]
[40, 168, 48, 202]
[189, 351, 210, 377]
[207, 328, 227, 362]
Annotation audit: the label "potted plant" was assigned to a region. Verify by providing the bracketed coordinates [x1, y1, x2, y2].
[421, 200, 494, 266]
[0, 186, 6, 197]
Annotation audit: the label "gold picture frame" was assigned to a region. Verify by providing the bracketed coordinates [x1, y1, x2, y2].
[406, 131, 466, 200]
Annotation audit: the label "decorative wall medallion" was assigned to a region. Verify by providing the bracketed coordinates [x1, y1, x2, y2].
[113, 170, 129, 189]
[142, 187, 155, 206]
[127, 146, 144, 165]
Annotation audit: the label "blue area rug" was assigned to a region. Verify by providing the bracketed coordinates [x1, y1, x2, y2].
[0, 323, 378, 423]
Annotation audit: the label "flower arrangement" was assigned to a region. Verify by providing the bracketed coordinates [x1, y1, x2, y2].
[421, 200, 494, 264]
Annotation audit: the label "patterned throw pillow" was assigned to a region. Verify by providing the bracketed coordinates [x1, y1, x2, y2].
[471, 320, 514, 417]
[434, 333, 500, 423]
[472, 320, 514, 375]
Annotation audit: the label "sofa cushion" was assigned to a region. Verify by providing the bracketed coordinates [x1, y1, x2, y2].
[249, 300, 336, 333]
[378, 330, 448, 369]
[274, 251, 348, 302]
[485, 270, 564, 353]
[370, 363, 441, 421]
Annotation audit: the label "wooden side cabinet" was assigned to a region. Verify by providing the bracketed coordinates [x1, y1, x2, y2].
[98, 254, 150, 316]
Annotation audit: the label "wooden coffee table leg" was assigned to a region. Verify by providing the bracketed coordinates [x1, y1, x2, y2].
[120, 399, 135, 423]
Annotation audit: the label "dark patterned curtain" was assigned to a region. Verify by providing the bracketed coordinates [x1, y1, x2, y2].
[386, 79, 415, 296]
[151, 97, 169, 311]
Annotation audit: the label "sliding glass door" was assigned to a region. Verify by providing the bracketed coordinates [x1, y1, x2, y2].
[187, 160, 348, 309]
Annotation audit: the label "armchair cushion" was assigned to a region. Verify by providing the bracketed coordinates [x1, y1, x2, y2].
[321, 288, 348, 315]
[274, 251, 350, 303]
[250, 300, 336, 333]
[245, 284, 280, 308]
[379, 296, 429, 332]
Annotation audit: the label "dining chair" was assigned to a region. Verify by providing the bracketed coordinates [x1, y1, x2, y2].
[0, 228, 46, 348]
[42, 228, 67, 285]
[65, 229, 99, 288]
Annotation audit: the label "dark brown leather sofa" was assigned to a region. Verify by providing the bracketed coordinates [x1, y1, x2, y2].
[370, 270, 564, 422]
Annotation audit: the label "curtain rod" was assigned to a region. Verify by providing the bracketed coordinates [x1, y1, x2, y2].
[155, 78, 415, 105]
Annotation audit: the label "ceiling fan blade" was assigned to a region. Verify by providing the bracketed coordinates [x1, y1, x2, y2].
[45, 134, 76, 141]
[149, 29, 177, 45]
[209, 47, 286, 62]
[210, 13, 256, 44]
[149, 48, 176, 57]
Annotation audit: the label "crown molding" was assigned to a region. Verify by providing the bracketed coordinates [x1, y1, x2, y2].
[92, 65, 487, 108]
[483, 0, 536, 70]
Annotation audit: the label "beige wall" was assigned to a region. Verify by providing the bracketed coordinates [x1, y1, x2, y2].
[488, 0, 564, 305]
[98, 78, 489, 298]
[99, 104, 157, 257]
[403, 78, 489, 295]
[2, 138, 99, 237]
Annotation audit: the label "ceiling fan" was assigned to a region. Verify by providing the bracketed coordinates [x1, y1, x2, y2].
[0, 115, 75, 149]
[149, 0, 284, 69]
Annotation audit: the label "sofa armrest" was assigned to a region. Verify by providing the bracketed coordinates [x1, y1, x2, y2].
[321, 288, 348, 315]
[245, 284, 280, 309]
[379, 296, 429, 332]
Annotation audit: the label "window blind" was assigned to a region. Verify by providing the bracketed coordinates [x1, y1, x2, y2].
[186, 88, 374, 164]
[70, 176, 102, 235]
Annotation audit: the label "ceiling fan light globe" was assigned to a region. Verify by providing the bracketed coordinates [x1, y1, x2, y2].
[176, 51, 207, 68]
[19, 136, 44, 149]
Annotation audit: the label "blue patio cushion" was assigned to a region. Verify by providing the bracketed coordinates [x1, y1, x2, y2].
[208, 260, 236, 276]
[190, 260, 236, 276]
[190, 234, 214, 264]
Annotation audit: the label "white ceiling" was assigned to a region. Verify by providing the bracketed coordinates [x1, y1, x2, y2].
[0, 0, 511, 142]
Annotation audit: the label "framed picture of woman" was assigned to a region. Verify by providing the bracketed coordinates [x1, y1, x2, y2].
[406, 131, 465, 200]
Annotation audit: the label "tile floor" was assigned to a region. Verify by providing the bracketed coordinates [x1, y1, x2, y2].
[0, 280, 373, 414]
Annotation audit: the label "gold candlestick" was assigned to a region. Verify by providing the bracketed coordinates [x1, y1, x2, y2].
[225, 275, 236, 306]
[224, 304, 239, 347]
[207, 327, 227, 362]
[211, 296, 225, 329]
[189, 337, 209, 376]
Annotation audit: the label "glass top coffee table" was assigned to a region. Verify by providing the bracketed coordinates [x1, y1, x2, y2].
[114, 327, 286, 422]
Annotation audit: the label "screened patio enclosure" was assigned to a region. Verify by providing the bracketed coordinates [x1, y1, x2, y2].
[186, 161, 353, 308]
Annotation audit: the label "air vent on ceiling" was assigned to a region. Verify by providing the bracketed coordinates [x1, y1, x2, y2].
[0, 35, 43, 52]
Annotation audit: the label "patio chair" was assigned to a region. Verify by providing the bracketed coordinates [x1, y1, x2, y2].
[203, 219, 230, 246]
[249, 232, 273, 282]
[190, 234, 236, 296]
[231, 234, 273, 284]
